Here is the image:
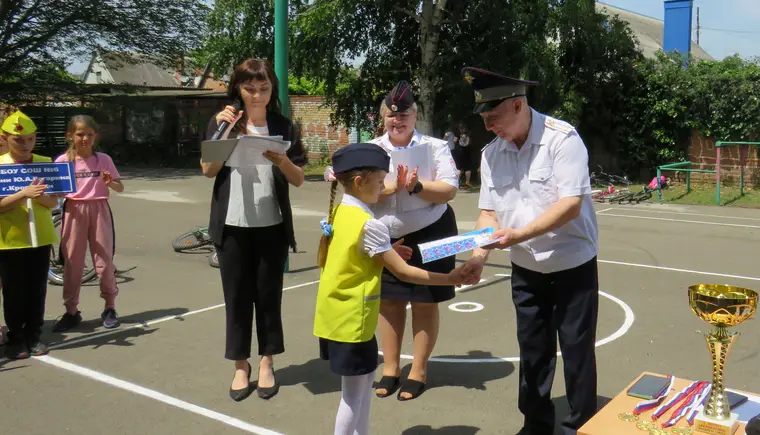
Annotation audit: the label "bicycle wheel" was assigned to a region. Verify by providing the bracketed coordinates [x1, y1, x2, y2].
[172, 227, 212, 252]
[48, 213, 98, 286]
[632, 191, 653, 204]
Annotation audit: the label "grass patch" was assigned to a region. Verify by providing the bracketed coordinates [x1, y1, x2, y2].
[303, 162, 327, 177]
[658, 184, 760, 207]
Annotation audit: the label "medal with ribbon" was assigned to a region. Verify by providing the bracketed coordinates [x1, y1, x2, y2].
[650, 380, 702, 420]
[685, 383, 712, 426]
[662, 382, 709, 428]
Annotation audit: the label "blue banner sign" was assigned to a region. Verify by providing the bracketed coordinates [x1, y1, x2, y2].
[0, 162, 77, 197]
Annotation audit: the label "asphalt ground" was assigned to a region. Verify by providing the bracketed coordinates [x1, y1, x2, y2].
[2, 171, 760, 435]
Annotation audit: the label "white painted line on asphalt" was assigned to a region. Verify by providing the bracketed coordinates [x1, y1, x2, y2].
[383, 289, 635, 363]
[36, 355, 284, 435]
[598, 260, 760, 282]
[599, 213, 760, 229]
[595, 208, 613, 214]
[605, 206, 760, 222]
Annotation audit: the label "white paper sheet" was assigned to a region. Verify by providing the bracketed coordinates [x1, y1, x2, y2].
[390, 144, 435, 212]
[224, 135, 291, 168]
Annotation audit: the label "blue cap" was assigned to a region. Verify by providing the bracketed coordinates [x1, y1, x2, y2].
[332, 143, 390, 174]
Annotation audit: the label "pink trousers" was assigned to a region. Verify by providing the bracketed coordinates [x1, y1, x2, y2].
[61, 200, 118, 313]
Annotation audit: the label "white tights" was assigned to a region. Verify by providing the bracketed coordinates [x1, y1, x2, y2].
[333, 371, 375, 435]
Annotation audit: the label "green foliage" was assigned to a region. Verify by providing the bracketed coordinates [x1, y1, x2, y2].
[616, 53, 760, 175]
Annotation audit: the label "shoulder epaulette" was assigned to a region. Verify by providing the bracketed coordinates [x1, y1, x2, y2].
[544, 117, 574, 135]
[481, 137, 498, 153]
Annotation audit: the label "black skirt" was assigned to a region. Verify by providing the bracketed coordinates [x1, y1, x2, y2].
[381, 205, 458, 303]
[319, 336, 379, 376]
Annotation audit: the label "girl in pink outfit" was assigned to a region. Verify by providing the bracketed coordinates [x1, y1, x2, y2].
[52, 115, 124, 332]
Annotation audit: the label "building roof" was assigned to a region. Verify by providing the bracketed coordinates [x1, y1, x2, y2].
[596, 2, 714, 61]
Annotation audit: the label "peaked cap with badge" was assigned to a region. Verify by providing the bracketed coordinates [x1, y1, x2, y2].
[461, 67, 538, 114]
[384, 80, 416, 113]
[1, 110, 37, 135]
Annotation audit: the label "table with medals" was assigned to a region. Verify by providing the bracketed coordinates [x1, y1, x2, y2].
[579, 372, 758, 435]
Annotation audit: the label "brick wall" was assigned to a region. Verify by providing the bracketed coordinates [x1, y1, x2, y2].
[687, 130, 760, 187]
[290, 96, 352, 162]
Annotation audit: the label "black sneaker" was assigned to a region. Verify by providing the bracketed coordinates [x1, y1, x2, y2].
[53, 311, 82, 333]
[101, 308, 120, 329]
[5, 339, 30, 360]
[27, 339, 49, 356]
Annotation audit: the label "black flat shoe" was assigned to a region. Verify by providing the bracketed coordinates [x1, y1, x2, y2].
[374, 375, 401, 398]
[229, 362, 252, 402]
[397, 379, 426, 401]
[256, 364, 279, 400]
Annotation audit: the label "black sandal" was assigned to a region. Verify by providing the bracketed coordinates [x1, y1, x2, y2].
[374, 376, 400, 398]
[397, 379, 425, 401]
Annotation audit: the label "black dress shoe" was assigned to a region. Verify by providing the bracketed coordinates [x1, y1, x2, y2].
[256, 366, 279, 400]
[229, 362, 252, 402]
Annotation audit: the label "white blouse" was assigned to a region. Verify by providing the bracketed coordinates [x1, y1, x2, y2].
[225, 124, 283, 228]
[340, 194, 393, 257]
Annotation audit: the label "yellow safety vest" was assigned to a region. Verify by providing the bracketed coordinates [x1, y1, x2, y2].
[0, 153, 58, 249]
[313, 204, 383, 343]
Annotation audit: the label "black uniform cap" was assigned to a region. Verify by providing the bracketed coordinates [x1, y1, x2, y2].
[461, 67, 538, 114]
[384, 80, 415, 113]
[332, 143, 390, 174]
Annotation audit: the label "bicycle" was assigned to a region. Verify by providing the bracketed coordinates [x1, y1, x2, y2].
[590, 166, 631, 203]
[48, 207, 98, 286]
[172, 226, 213, 252]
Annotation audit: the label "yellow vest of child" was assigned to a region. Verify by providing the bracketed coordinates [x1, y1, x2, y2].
[313, 204, 384, 343]
[0, 153, 58, 249]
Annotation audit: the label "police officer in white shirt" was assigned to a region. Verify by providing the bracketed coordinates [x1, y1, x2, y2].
[459, 67, 599, 435]
[325, 81, 460, 401]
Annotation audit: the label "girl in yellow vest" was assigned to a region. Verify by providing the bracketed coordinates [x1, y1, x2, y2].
[0, 134, 7, 346]
[0, 111, 58, 360]
[314, 143, 467, 435]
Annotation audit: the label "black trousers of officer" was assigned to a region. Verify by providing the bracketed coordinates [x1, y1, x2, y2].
[511, 256, 599, 435]
[0, 246, 50, 344]
[216, 224, 288, 361]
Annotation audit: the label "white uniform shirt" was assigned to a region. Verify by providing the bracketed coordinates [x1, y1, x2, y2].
[340, 194, 393, 257]
[478, 109, 598, 273]
[225, 124, 283, 228]
[369, 130, 459, 239]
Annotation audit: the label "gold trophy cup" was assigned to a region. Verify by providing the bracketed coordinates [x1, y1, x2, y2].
[689, 284, 757, 435]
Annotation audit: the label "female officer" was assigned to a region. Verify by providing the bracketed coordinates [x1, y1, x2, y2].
[327, 81, 459, 401]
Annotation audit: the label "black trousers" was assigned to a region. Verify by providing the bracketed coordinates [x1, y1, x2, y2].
[216, 224, 288, 360]
[0, 246, 51, 344]
[511, 257, 599, 435]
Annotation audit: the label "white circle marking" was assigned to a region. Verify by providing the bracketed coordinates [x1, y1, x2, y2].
[380, 290, 635, 363]
[448, 302, 484, 313]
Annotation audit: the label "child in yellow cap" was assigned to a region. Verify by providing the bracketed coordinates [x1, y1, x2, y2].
[0, 110, 58, 359]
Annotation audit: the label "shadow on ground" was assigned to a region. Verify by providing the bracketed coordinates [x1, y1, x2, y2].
[43, 307, 190, 351]
[274, 350, 515, 397]
[401, 425, 481, 434]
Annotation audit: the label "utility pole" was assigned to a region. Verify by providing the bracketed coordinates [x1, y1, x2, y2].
[696, 7, 700, 45]
[275, 0, 290, 117]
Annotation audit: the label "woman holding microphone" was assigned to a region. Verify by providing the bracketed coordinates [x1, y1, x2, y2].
[201, 58, 307, 402]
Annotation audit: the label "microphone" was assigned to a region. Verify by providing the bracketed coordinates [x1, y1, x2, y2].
[211, 99, 243, 141]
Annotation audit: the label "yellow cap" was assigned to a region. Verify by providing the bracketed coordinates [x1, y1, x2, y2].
[1, 110, 37, 135]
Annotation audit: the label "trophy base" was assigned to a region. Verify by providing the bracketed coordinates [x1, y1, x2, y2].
[694, 410, 740, 435]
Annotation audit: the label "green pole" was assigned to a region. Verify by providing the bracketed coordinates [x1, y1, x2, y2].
[275, 0, 290, 117]
[686, 162, 691, 193]
[275, 0, 290, 273]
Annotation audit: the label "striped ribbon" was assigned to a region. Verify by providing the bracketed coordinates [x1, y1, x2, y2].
[662, 382, 709, 428]
[632, 376, 675, 415]
[686, 384, 713, 425]
[651, 380, 703, 420]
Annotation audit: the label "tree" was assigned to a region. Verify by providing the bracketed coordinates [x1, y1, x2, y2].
[0, 0, 208, 100]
